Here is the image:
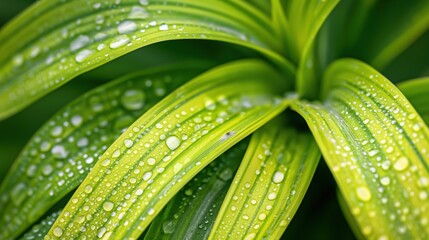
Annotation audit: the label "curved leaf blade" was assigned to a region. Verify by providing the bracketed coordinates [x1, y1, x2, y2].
[398, 77, 429, 124]
[0, 0, 294, 119]
[144, 140, 248, 240]
[0, 64, 206, 239]
[20, 210, 62, 240]
[209, 116, 320, 239]
[293, 58, 429, 239]
[46, 59, 290, 239]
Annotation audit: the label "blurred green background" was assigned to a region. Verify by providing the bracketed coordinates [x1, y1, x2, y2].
[1, 0, 428, 239]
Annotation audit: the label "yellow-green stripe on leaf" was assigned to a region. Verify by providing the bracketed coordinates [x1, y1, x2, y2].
[293, 58, 429, 239]
[46, 59, 290, 239]
[210, 116, 320, 240]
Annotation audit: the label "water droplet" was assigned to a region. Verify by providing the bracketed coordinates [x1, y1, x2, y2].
[139, 0, 149, 5]
[174, 163, 183, 173]
[129, 6, 149, 19]
[117, 20, 137, 34]
[84, 185, 93, 193]
[162, 220, 175, 234]
[159, 23, 169, 31]
[11, 183, 27, 205]
[51, 126, 63, 137]
[110, 35, 130, 49]
[148, 208, 155, 215]
[121, 89, 145, 110]
[97, 227, 107, 238]
[51, 145, 68, 159]
[272, 171, 285, 183]
[147, 157, 156, 165]
[244, 233, 256, 240]
[124, 139, 134, 148]
[419, 191, 428, 200]
[101, 159, 111, 166]
[268, 192, 276, 200]
[103, 201, 114, 211]
[218, 168, 233, 181]
[27, 164, 37, 177]
[393, 157, 409, 171]
[356, 187, 371, 201]
[71, 115, 83, 126]
[166, 136, 180, 150]
[258, 213, 266, 220]
[70, 35, 91, 52]
[42, 164, 53, 176]
[77, 137, 89, 148]
[75, 49, 94, 63]
[368, 149, 379, 157]
[53, 227, 63, 237]
[136, 189, 143, 195]
[143, 171, 152, 181]
[380, 176, 390, 186]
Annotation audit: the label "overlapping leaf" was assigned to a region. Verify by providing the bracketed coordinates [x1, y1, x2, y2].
[0, 64, 207, 239]
[292, 58, 429, 239]
[0, 0, 294, 120]
[144, 140, 248, 239]
[20, 211, 62, 240]
[209, 116, 320, 239]
[398, 77, 429, 123]
[45, 59, 290, 239]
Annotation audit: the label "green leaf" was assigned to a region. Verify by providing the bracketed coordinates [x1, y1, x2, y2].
[45, 59, 290, 239]
[209, 116, 320, 239]
[398, 77, 429, 124]
[0, 0, 294, 120]
[144, 139, 248, 239]
[283, 0, 339, 99]
[20, 210, 62, 240]
[0, 63, 206, 239]
[336, 191, 365, 240]
[292, 58, 429, 239]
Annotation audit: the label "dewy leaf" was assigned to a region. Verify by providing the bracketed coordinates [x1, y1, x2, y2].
[336, 191, 365, 240]
[45, 59, 290, 239]
[209, 116, 320, 240]
[398, 77, 429, 124]
[144, 140, 248, 240]
[0, 0, 294, 120]
[20, 210, 62, 240]
[292, 58, 429, 239]
[0, 64, 207, 240]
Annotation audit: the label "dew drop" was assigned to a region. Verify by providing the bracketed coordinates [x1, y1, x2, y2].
[101, 159, 111, 166]
[117, 20, 137, 34]
[272, 171, 285, 183]
[124, 139, 134, 148]
[51, 145, 68, 159]
[159, 23, 169, 31]
[356, 187, 371, 201]
[393, 157, 409, 171]
[129, 6, 150, 19]
[244, 233, 256, 240]
[75, 49, 94, 63]
[11, 183, 27, 206]
[143, 171, 152, 181]
[70, 35, 91, 52]
[103, 201, 114, 211]
[51, 126, 63, 137]
[136, 189, 143, 195]
[139, 0, 149, 5]
[258, 213, 266, 220]
[97, 227, 107, 238]
[71, 115, 83, 126]
[148, 208, 155, 215]
[368, 149, 379, 157]
[166, 136, 180, 150]
[268, 192, 276, 200]
[110, 35, 130, 49]
[380, 176, 390, 186]
[84, 185, 93, 193]
[147, 157, 156, 165]
[77, 137, 89, 148]
[42, 164, 53, 176]
[162, 220, 175, 234]
[419, 191, 428, 200]
[121, 89, 145, 110]
[53, 227, 63, 237]
[27, 164, 37, 177]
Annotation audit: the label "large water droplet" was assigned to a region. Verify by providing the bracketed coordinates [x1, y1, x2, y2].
[356, 187, 371, 201]
[162, 219, 176, 234]
[103, 201, 114, 211]
[124, 139, 134, 148]
[70, 35, 91, 52]
[129, 6, 149, 19]
[159, 23, 169, 31]
[117, 20, 137, 34]
[75, 49, 94, 63]
[166, 136, 180, 150]
[110, 35, 130, 49]
[51, 145, 68, 159]
[393, 157, 409, 171]
[121, 89, 145, 110]
[11, 183, 27, 206]
[272, 171, 285, 183]
[53, 227, 63, 237]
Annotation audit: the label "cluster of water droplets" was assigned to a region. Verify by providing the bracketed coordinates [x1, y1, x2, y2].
[0, 72, 182, 238]
[320, 72, 429, 239]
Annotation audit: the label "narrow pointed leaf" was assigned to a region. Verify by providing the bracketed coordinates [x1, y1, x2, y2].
[0, 0, 294, 120]
[20, 210, 62, 240]
[209, 116, 320, 239]
[398, 77, 429, 123]
[282, 0, 339, 99]
[46, 59, 290, 239]
[144, 140, 248, 240]
[0, 64, 206, 239]
[292, 58, 429, 239]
